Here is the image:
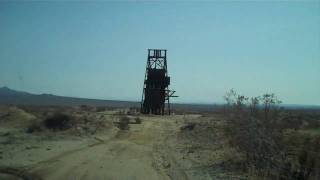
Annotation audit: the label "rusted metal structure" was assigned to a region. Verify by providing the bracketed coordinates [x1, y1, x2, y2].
[141, 49, 177, 115]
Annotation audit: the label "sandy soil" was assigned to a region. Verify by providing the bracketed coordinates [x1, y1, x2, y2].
[0, 107, 243, 180]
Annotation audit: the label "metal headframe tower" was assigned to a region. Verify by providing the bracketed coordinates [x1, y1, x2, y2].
[141, 49, 177, 115]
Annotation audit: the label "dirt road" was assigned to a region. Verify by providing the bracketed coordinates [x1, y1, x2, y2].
[0, 108, 241, 180]
[29, 116, 178, 180]
[1, 114, 192, 180]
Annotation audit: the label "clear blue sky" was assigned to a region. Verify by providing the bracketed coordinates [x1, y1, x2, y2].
[0, 1, 319, 105]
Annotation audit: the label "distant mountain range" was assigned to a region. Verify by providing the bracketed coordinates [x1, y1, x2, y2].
[0, 86, 139, 108]
[0, 87, 222, 111]
[0, 87, 319, 110]
[0, 87, 211, 111]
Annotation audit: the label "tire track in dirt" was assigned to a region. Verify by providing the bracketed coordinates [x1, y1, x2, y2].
[28, 136, 110, 168]
[150, 118, 190, 180]
[27, 121, 166, 180]
[1, 116, 190, 180]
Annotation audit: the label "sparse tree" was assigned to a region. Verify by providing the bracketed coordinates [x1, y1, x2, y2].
[249, 96, 260, 117]
[261, 93, 281, 122]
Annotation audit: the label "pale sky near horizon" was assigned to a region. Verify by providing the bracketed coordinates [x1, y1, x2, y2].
[0, 1, 319, 105]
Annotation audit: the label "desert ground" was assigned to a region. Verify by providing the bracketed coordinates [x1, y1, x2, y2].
[0, 105, 243, 180]
[1, 105, 319, 180]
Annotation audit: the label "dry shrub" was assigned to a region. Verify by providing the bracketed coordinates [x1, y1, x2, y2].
[279, 132, 320, 179]
[95, 106, 107, 112]
[115, 110, 126, 115]
[44, 113, 72, 130]
[116, 116, 130, 130]
[26, 121, 43, 133]
[79, 105, 95, 112]
[134, 117, 142, 124]
[180, 122, 196, 131]
[222, 89, 320, 179]
[127, 107, 139, 115]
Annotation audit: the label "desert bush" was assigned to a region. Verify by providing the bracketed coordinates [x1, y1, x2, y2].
[115, 110, 126, 115]
[134, 117, 142, 124]
[278, 132, 320, 179]
[222, 89, 319, 179]
[26, 121, 43, 133]
[44, 113, 72, 130]
[127, 107, 138, 115]
[79, 105, 94, 111]
[180, 122, 196, 131]
[116, 116, 130, 130]
[95, 106, 106, 112]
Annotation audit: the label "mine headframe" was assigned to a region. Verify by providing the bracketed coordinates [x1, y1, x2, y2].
[141, 49, 177, 115]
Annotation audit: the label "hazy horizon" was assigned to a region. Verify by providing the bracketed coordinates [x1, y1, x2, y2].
[1, 1, 319, 105]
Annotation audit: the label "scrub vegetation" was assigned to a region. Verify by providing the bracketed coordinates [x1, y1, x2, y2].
[222, 89, 320, 179]
[0, 96, 319, 179]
